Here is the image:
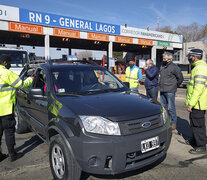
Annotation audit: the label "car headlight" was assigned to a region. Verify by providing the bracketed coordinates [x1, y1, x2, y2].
[161, 107, 169, 124]
[80, 116, 121, 135]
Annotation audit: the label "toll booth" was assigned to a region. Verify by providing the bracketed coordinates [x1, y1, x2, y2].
[0, 4, 183, 74]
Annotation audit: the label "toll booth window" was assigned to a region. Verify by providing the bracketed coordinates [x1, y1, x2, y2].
[173, 50, 181, 61]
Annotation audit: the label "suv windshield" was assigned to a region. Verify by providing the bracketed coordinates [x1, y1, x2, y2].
[0, 50, 28, 67]
[52, 66, 127, 95]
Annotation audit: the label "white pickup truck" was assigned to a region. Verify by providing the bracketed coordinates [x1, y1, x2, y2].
[0, 47, 29, 75]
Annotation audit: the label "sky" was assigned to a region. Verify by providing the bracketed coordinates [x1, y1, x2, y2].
[1, 0, 207, 58]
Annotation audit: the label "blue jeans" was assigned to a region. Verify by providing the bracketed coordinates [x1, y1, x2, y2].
[146, 86, 158, 101]
[160, 92, 177, 126]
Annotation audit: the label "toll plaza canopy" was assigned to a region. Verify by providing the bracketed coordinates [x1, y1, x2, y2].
[0, 4, 183, 66]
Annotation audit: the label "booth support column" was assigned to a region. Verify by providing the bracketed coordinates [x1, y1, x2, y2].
[45, 34, 50, 60]
[151, 46, 157, 65]
[107, 41, 113, 71]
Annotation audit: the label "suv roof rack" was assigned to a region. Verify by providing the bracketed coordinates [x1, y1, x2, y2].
[52, 59, 98, 66]
[28, 59, 99, 66]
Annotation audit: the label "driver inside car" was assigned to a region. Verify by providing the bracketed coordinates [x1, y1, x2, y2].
[84, 71, 98, 84]
[82, 71, 101, 91]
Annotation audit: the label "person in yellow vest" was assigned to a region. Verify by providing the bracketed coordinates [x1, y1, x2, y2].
[0, 55, 33, 162]
[185, 49, 207, 154]
[125, 59, 142, 91]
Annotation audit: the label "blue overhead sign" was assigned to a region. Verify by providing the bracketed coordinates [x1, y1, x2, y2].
[19, 8, 120, 35]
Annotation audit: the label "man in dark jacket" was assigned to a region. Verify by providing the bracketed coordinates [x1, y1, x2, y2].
[144, 59, 159, 101]
[159, 52, 183, 130]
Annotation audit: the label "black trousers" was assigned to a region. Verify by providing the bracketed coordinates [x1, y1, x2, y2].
[190, 109, 207, 147]
[0, 114, 16, 154]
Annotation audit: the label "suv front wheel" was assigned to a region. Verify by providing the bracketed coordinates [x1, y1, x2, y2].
[49, 134, 81, 180]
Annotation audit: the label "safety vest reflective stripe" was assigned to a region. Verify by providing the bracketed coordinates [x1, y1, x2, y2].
[11, 78, 21, 87]
[0, 78, 24, 89]
[188, 81, 206, 86]
[0, 80, 23, 89]
[0, 87, 16, 92]
[190, 75, 207, 81]
[195, 80, 206, 85]
[125, 76, 137, 80]
[194, 75, 207, 80]
[0, 84, 9, 88]
[188, 82, 194, 86]
[18, 84, 23, 89]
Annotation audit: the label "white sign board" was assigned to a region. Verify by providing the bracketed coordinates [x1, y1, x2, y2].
[0, 5, 19, 22]
[109, 57, 115, 67]
[139, 60, 146, 68]
[67, 55, 78, 60]
[120, 26, 183, 43]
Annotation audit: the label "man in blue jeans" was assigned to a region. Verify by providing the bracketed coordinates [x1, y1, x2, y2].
[144, 59, 159, 101]
[159, 52, 183, 130]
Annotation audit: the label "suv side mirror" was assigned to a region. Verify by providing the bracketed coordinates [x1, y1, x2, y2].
[29, 88, 44, 99]
[123, 82, 130, 88]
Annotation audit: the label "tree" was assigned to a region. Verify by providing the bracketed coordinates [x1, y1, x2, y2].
[157, 26, 173, 33]
[157, 23, 207, 42]
[77, 50, 93, 60]
[176, 23, 207, 42]
[156, 25, 180, 35]
[113, 52, 123, 61]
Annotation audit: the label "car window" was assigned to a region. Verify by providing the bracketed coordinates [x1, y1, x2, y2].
[33, 69, 48, 96]
[22, 68, 35, 80]
[52, 67, 127, 95]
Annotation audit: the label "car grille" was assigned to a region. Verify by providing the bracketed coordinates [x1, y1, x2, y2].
[125, 142, 166, 169]
[119, 114, 162, 135]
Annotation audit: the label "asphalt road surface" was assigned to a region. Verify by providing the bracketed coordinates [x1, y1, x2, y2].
[0, 86, 207, 180]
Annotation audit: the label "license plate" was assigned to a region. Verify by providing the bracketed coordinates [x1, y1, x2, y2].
[141, 136, 160, 153]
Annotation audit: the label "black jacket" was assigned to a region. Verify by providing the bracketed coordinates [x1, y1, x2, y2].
[159, 62, 183, 93]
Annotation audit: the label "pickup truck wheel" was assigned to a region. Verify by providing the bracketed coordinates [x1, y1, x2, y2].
[14, 105, 29, 134]
[49, 135, 81, 180]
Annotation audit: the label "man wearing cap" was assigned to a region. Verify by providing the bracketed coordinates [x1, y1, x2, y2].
[125, 59, 142, 91]
[0, 55, 33, 162]
[185, 49, 207, 154]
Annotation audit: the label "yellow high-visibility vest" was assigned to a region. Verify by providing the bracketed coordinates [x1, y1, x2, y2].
[125, 66, 139, 89]
[0, 65, 33, 116]
[185, 60, 207, 110]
